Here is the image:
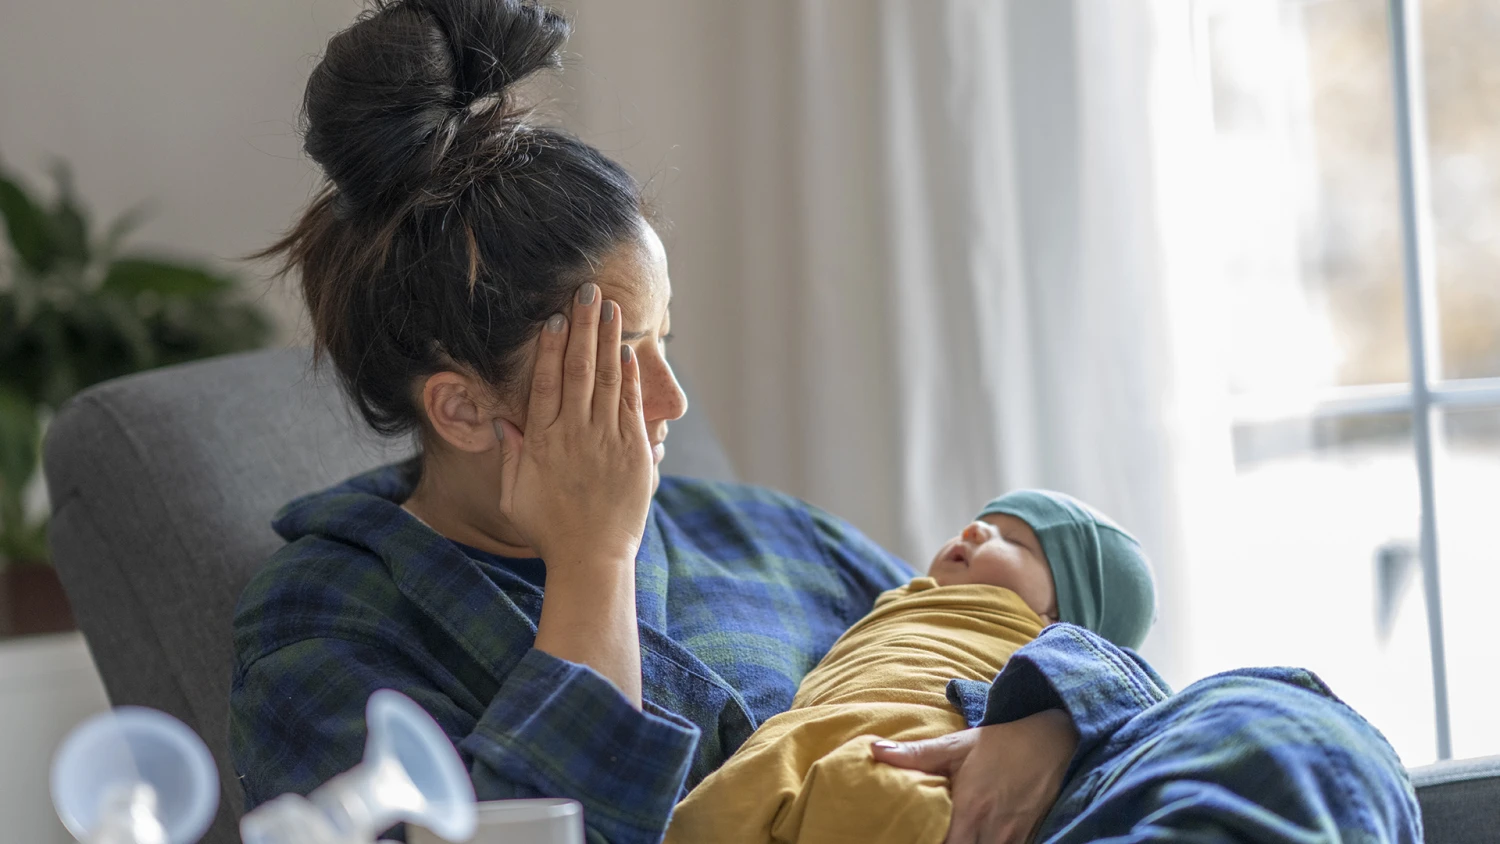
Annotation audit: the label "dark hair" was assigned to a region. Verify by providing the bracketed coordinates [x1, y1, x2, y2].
[257, 0, 644, 437]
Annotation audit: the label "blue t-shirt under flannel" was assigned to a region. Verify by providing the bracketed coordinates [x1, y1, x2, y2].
[229, 461, 913, 843]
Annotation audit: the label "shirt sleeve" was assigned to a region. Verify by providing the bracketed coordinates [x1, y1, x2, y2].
[975, 623, 1172, 772]
[231, 638, 700, 844]
[462, 649, 701, 842]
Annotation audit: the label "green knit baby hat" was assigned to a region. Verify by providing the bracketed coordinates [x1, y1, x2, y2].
[977, 490, 1156, 650]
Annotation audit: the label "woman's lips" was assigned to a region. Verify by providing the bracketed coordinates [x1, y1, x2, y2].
[652, 442, 666, 464]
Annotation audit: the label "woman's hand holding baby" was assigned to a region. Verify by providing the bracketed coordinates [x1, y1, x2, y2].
[494, 282, 654, 707]
[871, 710, 1079, 844]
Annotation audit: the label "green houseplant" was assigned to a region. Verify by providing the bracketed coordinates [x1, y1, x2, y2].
[0, 161, 272, 573]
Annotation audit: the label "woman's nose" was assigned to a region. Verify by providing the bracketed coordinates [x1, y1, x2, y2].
[641, 351, 689, 424]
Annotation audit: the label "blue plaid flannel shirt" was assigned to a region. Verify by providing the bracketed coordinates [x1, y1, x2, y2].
[947, 625, 1423, 843]
[229, 460, 913, 844]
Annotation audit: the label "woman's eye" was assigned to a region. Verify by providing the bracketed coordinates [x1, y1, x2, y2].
[659, 333, 675, 346]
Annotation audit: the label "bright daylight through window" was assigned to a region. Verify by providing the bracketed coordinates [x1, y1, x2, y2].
[1188, 0, 1499, 766]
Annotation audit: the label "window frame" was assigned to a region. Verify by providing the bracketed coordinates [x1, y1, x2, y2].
[1222, 0, 1500, 760]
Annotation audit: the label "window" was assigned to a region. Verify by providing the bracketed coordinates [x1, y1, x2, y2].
[1189, 0, 1500, 764]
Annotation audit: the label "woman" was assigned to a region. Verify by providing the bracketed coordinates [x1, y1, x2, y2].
[231, 3, 908, 842]
[231, 1, 1421, 842]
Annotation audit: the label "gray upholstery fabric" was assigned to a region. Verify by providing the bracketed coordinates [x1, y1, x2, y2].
[42, 347, 735, 844]
[1411, 754, 1500, 844]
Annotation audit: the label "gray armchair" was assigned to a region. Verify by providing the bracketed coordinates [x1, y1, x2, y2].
[41, 348, 1500, 843]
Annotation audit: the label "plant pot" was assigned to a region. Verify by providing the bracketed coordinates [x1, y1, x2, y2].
[0, 565, 77, 638]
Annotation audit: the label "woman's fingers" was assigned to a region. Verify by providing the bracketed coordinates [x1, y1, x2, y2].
[593, 300, 623, 425]
[870, 732, 973, 777]
[561, 282, 601, 420]
[618, 340, 646, 439]
[873, 732, 984, 844]
[526, 312, 569, 430]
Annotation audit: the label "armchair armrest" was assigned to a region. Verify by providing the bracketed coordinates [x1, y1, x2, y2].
[1410, 754, 1500, 844]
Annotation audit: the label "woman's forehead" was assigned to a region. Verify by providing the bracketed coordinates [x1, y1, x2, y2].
[595, 231, 671, 327]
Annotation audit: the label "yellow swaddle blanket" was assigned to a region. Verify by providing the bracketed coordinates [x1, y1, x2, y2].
[665, 577, 1043, 844]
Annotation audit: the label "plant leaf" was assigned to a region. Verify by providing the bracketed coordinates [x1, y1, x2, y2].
[99, 202, 154, 262]
[0, 386, 40, 546]
[95, 294, 157, 371]
[0, 516, 51, 566]
[0, 300, 48, 407]
[102, 258, 232, 298]
[150, 297, 273, 365]
[0, 289, 16, 351]
[0, 172, 54, 273]
[47, 161, 90, 265]
[31, 310, 79, 408]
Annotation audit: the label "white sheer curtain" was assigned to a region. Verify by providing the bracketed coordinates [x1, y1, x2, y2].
[561, 0, 1198, 678]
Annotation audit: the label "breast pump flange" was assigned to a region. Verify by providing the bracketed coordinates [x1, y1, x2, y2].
[238, 689, 477, 844]
[51, 689, 475, 844]
[50, 706, 219, 844]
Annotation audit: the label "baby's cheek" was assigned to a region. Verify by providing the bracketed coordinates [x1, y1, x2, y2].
[968, 553, 1011, 587]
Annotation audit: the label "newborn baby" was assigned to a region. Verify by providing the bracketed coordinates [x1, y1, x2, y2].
[664, 490, 1156, 844]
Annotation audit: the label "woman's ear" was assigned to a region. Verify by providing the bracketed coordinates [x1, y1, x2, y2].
[420, 371, 500, 453]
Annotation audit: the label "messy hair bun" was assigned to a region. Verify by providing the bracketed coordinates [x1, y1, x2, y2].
[303, 0, 565, 214]
[258, 0, 645, 438]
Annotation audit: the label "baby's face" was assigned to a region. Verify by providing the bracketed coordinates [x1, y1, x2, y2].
[928, 513, 1059, 624]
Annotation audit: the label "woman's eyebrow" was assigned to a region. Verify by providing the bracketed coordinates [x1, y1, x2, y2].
[621, 301, 671, 341]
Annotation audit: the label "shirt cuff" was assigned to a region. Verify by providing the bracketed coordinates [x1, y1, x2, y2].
[945, 678, 991, 728]
[980, 624, 1171, 767]
[461, 648, 701, 844]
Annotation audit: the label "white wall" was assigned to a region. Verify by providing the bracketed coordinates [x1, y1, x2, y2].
[0, 0, 367, 341]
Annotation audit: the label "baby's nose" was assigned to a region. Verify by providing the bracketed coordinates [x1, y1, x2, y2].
[962, 522, 988, 544]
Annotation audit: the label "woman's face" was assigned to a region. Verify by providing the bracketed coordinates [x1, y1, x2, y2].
[507, 222, 688, 488]
[600, 223, 689, 487]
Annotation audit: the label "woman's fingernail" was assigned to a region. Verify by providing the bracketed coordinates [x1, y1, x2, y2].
[621, 344, 633, 363]
[872, 740, 899, 750]
[602, 301, 615, 322]
[547, 314, 566, 333]
[579, 283, 598, 305]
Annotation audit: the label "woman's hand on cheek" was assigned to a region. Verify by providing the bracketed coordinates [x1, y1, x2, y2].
[494, 283, 655, 572]
[870, 710, 1079, 844]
